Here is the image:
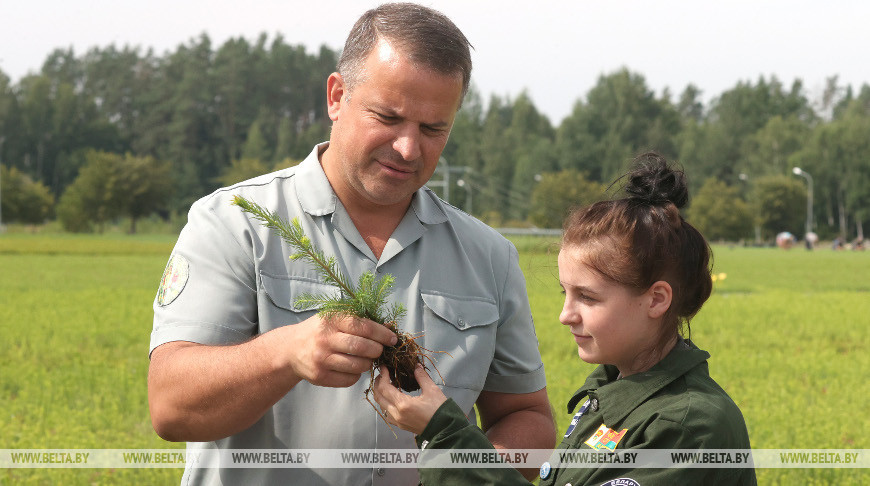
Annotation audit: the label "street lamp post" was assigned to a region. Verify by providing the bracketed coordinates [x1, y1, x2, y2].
[792, 167, 813, 237]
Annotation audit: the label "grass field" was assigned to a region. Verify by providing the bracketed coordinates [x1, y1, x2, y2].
[1, 233, 868, 485]
[521, 243, 870, 485]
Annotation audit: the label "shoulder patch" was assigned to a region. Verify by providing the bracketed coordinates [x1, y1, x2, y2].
[157, 254, 190, 306]
[599, 478, 640, 486]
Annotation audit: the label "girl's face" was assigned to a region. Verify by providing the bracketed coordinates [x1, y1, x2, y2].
[557, 246, 664, 377]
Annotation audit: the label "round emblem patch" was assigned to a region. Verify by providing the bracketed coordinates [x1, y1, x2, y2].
[539, 461, 551, 479]
[600, 478, 640, 486]
[157, 254, 190, 306]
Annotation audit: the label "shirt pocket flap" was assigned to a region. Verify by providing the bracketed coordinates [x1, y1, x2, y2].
[260, 272, 342, 312]
[421, 291, 499, 330]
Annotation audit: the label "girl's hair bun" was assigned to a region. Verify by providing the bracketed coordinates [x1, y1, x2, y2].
[624, 152, 689, 209]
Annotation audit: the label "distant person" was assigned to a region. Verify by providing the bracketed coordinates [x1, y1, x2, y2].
[776, 231, 795, 250]
[374, 153, 757, 485]
[147, 3, 555, 485]
[805, 232, 818, 250]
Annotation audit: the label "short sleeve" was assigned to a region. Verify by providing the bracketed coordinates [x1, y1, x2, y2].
[483, 243, 547, 393]
[150, 196, 258, 355]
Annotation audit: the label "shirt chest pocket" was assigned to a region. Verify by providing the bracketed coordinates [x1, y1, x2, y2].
[420, 291, 499, 390]
[258, 272, 342, 330]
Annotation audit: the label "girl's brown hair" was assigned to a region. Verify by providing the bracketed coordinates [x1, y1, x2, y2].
[562, 152, 712, 346]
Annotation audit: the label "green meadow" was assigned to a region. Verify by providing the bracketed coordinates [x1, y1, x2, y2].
[1, 234, 868, 485]
[521, 242, 870, 485]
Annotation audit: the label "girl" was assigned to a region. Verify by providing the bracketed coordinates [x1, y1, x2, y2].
[373, 153, 756, 485]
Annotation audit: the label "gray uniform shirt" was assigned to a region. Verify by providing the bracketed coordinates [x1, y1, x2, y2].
[150, 143, 547, 485]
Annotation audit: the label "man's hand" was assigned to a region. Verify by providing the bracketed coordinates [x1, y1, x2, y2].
[285, 315, 399, 387]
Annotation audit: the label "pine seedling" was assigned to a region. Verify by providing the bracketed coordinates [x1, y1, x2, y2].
[232, 196, 445, 424]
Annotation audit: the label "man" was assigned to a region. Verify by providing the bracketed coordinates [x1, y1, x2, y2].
[148, 3, 555, 484]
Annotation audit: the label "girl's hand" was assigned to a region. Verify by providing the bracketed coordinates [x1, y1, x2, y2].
[372, 364, 448, 435]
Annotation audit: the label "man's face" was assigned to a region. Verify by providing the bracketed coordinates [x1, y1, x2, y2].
[323, 39, 463, 211]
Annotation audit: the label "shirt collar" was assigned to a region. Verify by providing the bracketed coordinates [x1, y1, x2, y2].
[294, 142, 448, 225]
[294, 142, 337, 216]
[410, 187, 448, 225]
[566, 339, 711, 426]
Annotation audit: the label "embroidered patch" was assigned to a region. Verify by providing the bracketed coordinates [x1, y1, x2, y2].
[599, 478, 640, 486]
[584, 424, 628, 451]
[157, 254, 190, 306]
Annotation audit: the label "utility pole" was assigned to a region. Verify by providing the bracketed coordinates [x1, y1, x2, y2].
[429, 157, 471, 208]
[456, 178, 472, 215]
[0, 136, 5, 233]
[434, 157, 449, 204]
[738, 173, 761, 244]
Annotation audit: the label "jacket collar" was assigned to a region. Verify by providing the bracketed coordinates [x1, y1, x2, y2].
[566, 339, 710, 426]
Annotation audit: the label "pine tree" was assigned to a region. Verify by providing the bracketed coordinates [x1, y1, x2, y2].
[232, 195, 437, 395]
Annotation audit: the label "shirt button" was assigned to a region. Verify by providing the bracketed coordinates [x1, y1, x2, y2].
[376, 467, 385, 476]
[457, 318, 466, 328]
[590, 398, 599, 412]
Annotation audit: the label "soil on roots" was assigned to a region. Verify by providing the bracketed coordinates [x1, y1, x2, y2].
[374, 323, 428, 391]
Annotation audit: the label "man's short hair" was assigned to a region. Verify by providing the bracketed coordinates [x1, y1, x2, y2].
[337, 2, 473, 102]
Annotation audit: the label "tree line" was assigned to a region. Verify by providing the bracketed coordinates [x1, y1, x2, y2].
[1, 33, 869, 242]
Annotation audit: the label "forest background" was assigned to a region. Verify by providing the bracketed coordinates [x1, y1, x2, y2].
[1, 35, 869, 242]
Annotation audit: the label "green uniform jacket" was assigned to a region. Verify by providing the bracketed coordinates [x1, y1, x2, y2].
[416, 340, 757, 486]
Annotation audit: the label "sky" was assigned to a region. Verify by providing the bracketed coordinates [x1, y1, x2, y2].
[2, 0, 869, 124]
